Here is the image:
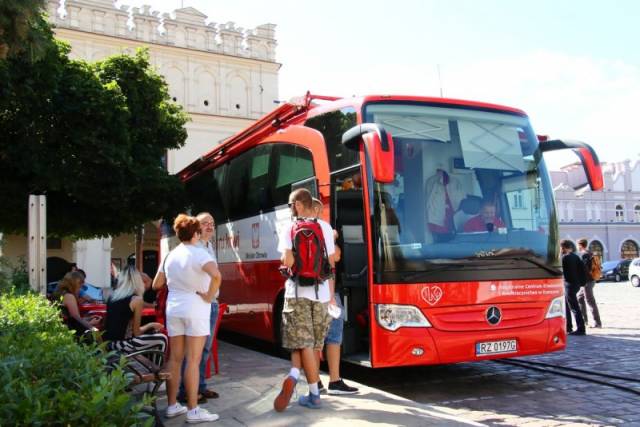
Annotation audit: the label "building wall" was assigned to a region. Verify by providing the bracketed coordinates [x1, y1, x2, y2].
[553, 158, 640, 261]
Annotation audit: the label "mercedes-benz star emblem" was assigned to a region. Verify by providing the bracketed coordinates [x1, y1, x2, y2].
[486, 306, 502, 325]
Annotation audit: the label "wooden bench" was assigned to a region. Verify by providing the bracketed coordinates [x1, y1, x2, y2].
[106, 348, 170, 425]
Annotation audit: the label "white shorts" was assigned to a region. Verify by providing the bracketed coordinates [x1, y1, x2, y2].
[166, 316, 210, 337]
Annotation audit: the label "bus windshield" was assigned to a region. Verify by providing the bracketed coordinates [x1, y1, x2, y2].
[363, 102, 558, 283]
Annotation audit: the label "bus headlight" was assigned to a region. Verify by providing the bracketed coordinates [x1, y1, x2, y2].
[545, 296, 565, 319]
[376, 304, 432, 331]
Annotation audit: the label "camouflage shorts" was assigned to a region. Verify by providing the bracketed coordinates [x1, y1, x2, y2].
[281, 298, 331, 350]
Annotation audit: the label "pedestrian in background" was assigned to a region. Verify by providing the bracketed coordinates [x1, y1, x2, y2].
[577, 238, 603, 328]
[560, 239, 587, 336]
[153, 214, 221, 423]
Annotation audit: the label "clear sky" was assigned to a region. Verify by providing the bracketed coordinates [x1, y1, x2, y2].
[114, 0, 640, 169]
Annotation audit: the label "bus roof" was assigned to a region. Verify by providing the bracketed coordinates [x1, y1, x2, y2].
[178, 93, 527, 181]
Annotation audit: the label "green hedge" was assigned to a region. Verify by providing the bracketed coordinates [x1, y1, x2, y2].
[0, 291, 151, 426]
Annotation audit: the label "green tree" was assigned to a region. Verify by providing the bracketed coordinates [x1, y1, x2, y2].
[0, 16, 189, 237]
[0, 0, 51, 60]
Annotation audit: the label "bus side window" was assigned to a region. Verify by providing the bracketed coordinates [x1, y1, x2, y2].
[305, 108, 358, 172]
[270, 144, 314, 206]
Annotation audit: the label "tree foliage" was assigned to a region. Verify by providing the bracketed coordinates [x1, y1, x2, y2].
[0, 0, 51, 60]
[0, 8, 189, 238]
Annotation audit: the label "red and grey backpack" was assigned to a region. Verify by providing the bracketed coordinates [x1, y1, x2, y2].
[290, 217, 331, 298]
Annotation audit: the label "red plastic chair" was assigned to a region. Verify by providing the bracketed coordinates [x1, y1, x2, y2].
[205, 303, 227, 378]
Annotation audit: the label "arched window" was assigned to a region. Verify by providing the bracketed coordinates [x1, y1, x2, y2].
[634, 205, 640, 222]
[588, 240, 603, 260]
[615, 204, 624, 222]
[621, 240, 639, 259]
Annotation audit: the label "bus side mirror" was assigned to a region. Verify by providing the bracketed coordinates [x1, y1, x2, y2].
[341, 124, 395, 183]
[540, 139, 603, 191]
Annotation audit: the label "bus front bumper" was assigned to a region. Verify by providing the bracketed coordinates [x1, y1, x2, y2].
[370, 317, 566, 368]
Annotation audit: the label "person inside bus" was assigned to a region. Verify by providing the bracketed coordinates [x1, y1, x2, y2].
[341, 172, 362, 191]
[103, 266, 167, 364]
[462, 199, 505, 233]
[426, 168, 464, 242]
[53, 271, 102, 336]
[177, 212, 221, 404]
[153, 214, 221, 423]
[311, 198, 359, 396]
[274, 189, 335, 412]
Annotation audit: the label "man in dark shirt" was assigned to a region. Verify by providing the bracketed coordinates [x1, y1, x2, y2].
[560, 240, 586, 335]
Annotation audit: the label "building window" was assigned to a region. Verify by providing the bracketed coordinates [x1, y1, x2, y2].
[47, 238, 62, 250]
[615, 205, 625, 222]
[513, 191, 524, 209]
[634, 205, 640, 222]
[557, 202, 564, 221]
[621, 240, 639, 259]
[588, 240, 603, 260]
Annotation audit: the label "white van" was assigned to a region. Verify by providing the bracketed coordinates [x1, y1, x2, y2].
[629, 257, 640, 287]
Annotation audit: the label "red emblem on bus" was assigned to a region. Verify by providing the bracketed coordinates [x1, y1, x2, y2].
[421, 285, 443, 306]
[252, 223, 260, 248]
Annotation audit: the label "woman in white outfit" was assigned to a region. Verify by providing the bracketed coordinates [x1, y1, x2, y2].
[153, 214, 221, 423]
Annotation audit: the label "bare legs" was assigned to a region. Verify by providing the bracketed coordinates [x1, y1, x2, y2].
[291, 347, 320, 384]
[167, 335, 207, 410]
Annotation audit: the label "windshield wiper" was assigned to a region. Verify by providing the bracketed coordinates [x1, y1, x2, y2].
[465, 251, 561, 276]
[400, 262, 478, 282]
[510, 256, 562, 276]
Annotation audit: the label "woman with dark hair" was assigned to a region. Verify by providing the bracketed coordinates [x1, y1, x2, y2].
[103, 266, 167, 360]
[54, 271, 101, 336]
[152, 214, 221, 423]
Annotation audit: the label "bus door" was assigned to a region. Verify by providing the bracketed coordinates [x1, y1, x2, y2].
[331, 166, 370, 364]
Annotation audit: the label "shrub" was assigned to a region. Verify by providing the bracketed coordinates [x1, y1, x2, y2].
[0, 292, 151, 426]
[0, 257, 29, 295]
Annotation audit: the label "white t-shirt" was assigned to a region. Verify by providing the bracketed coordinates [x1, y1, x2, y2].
[197, 240, 220, 300]
[278, 218, 335, 302]
[163, 243, 215, 319]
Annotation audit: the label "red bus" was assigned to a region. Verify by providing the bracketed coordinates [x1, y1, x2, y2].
[174, 93, 602, 368]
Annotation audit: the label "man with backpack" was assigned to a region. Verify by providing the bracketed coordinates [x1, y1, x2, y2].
[577, 238, 603, 328]
[274, 189, 336, 411]
[560, 240, 587, 336]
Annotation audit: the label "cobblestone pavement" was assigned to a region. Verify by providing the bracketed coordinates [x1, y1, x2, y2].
[343, 281, 640, 427]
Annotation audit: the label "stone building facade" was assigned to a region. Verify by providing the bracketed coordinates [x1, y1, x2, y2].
[552, 158, 640, 262]
[0, 0, 279, 288]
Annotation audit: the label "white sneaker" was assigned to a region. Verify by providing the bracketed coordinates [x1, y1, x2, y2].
[166, 402, 188, 418]
[186, 407, 219, 423]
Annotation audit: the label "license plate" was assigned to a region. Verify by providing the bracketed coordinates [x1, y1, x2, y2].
[476, 339, 517, 356]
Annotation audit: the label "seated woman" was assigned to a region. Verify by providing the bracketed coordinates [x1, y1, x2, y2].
[103, 266, 167, 362]
[53, 271, 102, 336]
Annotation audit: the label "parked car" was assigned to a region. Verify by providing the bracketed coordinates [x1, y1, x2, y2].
[599, 259, 632, 282]
[629, 258, 640, 287]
